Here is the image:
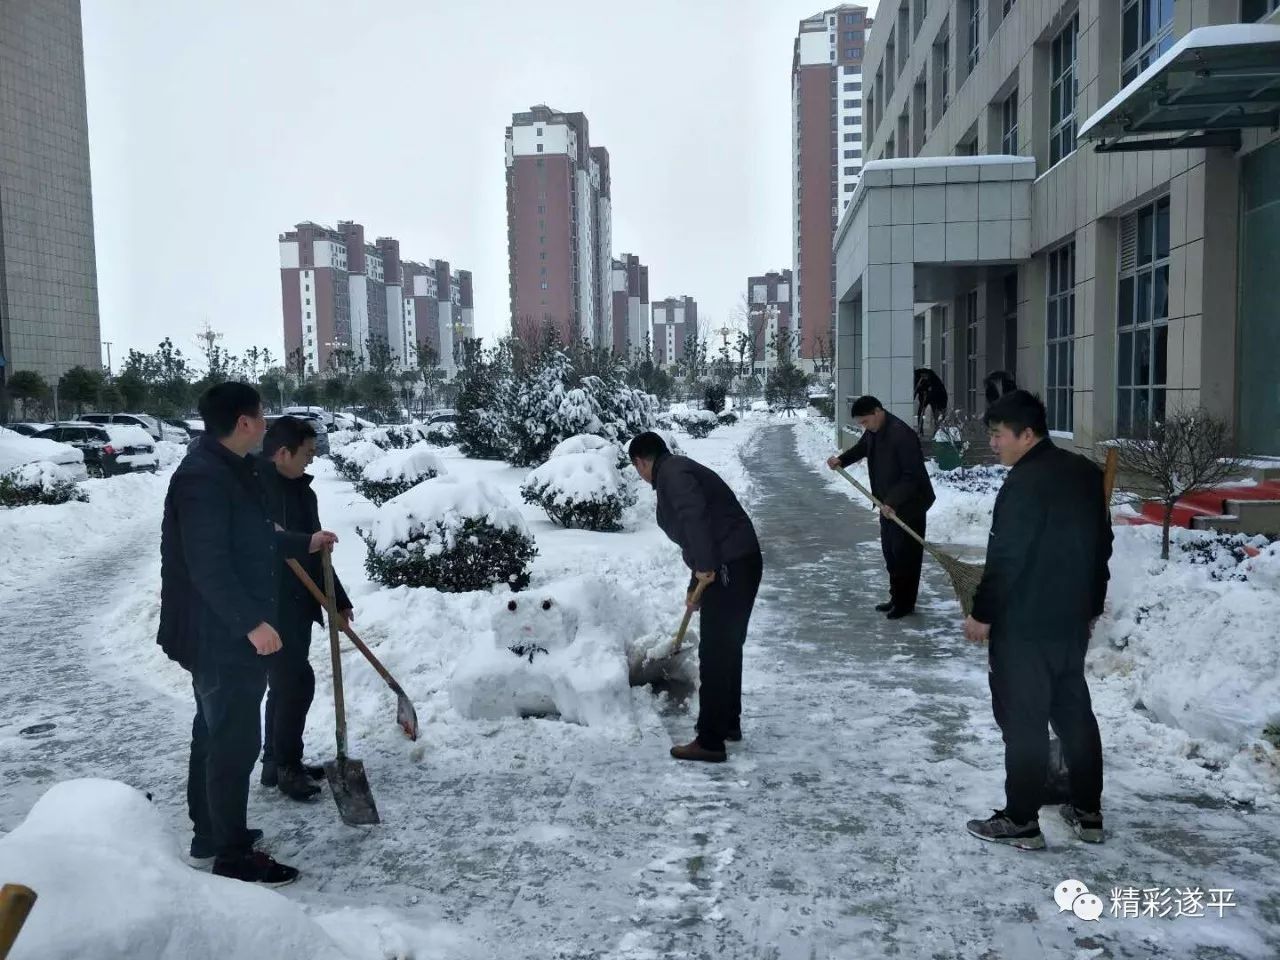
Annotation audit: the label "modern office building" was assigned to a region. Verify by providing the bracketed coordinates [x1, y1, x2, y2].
[834, 0, 1280, 458]
[611, 254, 649, 358]
[0, 0, 102, 398]
[651, 296, 699, 368]
[747, 269, 798, 375]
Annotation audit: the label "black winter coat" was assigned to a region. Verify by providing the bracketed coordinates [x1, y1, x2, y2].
[257, 460, 351, 624]
[653, 454, 760, 577]
[158, 436, 311, 668]
[837, 412, 936, 515]
[971, 439, 1113, 642]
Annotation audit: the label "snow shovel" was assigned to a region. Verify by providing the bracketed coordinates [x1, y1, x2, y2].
[320, 549, 380, 826]
[835, 467, 985, 616]
[285, 557, 419, 741]
[631, 578, 712, 686]
[0, 883, 36, 960]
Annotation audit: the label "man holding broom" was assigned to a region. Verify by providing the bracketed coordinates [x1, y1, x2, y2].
[962, 391, 1112, 850]
[826, 395, 935, 619]
[629, 431, 763, 763]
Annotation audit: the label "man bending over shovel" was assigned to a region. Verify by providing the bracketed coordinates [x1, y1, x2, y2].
[629, 432, 763, 763]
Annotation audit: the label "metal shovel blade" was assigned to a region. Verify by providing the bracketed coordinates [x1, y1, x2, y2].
[396, 693, 420, 741]
[325, 757, 380, 826]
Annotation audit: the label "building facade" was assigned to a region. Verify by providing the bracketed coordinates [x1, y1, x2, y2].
[652, 296, 698, 368]
[505, 105, 613, 347]
[0, 0, 101, 398]
[611, 254, 649, 358]
[836, 0, 1280, 458]
[747, 269, 798, 375]
[792, 4, 873, 373]
[278, 221, 472, 376]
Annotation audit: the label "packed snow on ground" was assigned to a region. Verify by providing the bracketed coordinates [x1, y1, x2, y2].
[362, 443, 445, 483]
[794, 415, 1280, 801]
[0, 778, 472, 960]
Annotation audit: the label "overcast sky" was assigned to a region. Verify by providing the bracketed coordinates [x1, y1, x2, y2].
[81, 0, 879, 368]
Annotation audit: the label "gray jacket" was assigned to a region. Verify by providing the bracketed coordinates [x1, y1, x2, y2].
[653, 453, 760, 576]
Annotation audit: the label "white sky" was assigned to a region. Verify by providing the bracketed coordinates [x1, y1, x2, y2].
[81, 0, 879, 366]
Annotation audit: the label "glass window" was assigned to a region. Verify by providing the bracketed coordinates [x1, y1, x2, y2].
[1046, 242, 1076, 433]
[1121, 0, 1175, 85]
[965, 290, 980, 414]
[1001, 88, 1019, 154]
[1116, 196, 1172, 435]
[1049, 16, 1078, 166]
[966, 0, 981, 72]
[1242, 0, 1280, 21]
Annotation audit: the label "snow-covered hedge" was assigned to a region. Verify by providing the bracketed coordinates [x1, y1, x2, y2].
[330, 438, 385, 483]
[354, 443, 445, 506]
[363, 424, 431, 450]
[549, 433, 627, 469]
[0, 462, 87, 508]
[520, 451, 636, 531]
[360, 477, 537, 592]
[671, 407, 719, 438]
[718, 410, 739, 426]
[422, 421, 456, 446]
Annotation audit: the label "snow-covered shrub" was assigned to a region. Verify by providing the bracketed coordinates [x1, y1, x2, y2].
[718, 410, 739, 426]
[0, 462, 87, 507]
[326, 428, 358, 451]
[455, 340, 510, 460]
[354, 443, 445, 506]
[329, 438, 384, 483]
[364, 424, 429, 450]
[670, 407, 719, 438]
[422, 421, 456, 446]
[1176, 531, 1276, 582]
[520, 451, 637, 531]
[550, 433, 627, 469]
[361, 477, 537, 592]
[703, 383, 726, 414]
[932, 463, 1008, 495]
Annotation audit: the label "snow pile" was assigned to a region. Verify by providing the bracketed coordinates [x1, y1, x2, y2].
[326, 427, 358, 451]
[361, 476, 537, 592]
[670, 408, 719, 438]
[549, 432, 624, 465]
[354, 443, 445, 506]
[520, 451, 636, 531]
[0, 779, 466, 960]
[329, 438, 384, 483]
[0, 427, 85, 476]
[0, 460, 86, 507]
[154, 440, 186, 467]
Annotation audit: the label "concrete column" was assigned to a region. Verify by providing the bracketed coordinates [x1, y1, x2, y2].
[836, 295, 862, 439]
[1193, 152, 1240, 424]
[861, 262, 917, 423]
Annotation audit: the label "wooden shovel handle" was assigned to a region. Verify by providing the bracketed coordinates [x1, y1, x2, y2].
[0, 883, 37, 960]
[672, 577, 713, 655]
[1102, 446, 1119, 520]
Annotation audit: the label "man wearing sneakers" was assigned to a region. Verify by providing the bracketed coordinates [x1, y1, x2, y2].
[962, 391, 1112, 850]
[159, 383, 338, 885]
[629, 431, 763, 763]
[257, 416, 354, 802]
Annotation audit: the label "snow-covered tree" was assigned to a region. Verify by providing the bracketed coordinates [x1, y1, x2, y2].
[520, 451, 637, 531]
[455, 339, 509, 461]
[354, 444, 445, 506]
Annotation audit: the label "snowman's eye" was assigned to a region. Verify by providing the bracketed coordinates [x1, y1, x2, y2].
[541, 599, 552, 611]
[507, 600, 518, 612]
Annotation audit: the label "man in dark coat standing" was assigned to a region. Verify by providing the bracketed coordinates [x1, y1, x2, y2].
[827, 395, 936, 618]
[962, 391, 1112, 851]
[629, 431, 763, 763]
[158, 383, 337, 885]
[257, 415, 353, 802]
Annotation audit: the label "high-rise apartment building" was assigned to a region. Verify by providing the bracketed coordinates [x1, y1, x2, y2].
[0, 0, 101, 400]
[278, 221, 472, 376]
[746, 269, 797, 375]
[506, 105, 613, 347]
[792, 4, 872, 374]
[611, 254, 649, 358]
[651, 296, 698, 368]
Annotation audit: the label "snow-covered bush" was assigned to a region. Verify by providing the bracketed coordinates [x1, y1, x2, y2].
[550, 433, 627, 469]
[455, 340, 510, 460]
[520, 451, 637, 531]
[0, 462, 87, 507]
[354, 443, 445, 506]
[329, 438, 384, 483]
[360, 477, 537, 592]
[671, 407, 719, 438]
[327, 428, 358, 451]
[364, 424, 430, 450]
[718, 410, 739, 426]
[422, 421, 456, 446]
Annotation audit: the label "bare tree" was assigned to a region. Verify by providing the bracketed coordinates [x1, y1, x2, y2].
[1112, 407, 1244, 560]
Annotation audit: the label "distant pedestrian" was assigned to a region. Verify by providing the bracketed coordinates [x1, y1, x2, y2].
[158, 383, 337, 885]
[827, 395, 935, 618]
[962, 390, 1112, 851]
[629, 431, 763, 763]
[257, 416, 353, 802]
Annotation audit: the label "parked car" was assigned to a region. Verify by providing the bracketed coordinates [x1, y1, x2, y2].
[283, 405, 336, 430]
[427, 410, 457, 426]
[179, 418, 205, 438]
[35, 422, 159, 477]
[332, 411, 377, 431]
[0, 426, 89, 481]
[80, 412, 164, 443]
[266, 414, 329, 455]
[5, 422, 52, 437]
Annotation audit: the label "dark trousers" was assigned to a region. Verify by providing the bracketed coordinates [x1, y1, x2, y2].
[695, 552, 764, 751]
[989, 633, 1104, 823]
[262, 616, 315, 768]
[880, 510, 926, 613]
[188, 657, 268, 858]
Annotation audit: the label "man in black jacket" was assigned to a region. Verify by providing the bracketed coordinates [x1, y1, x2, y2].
[827, 395, 936, 618]
[257, 416, 353, 802]
[158, 383, 337, 885]
[629, 431, 763, 763]
[962, 391, 1112, 851]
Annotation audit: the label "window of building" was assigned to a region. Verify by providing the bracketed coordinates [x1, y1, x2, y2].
[1116, 196, 1171, 434]
[1002, 271, 1018, 377]
[537, 204, 545, 213]
[915, 313, 927, 367]
[844, 148, 863, 158]
[844, 183, 855, 191]
[1121, 0, 1175, 85]
[305, 297, 311, 305]
[1046, 241, 1076, 433]
[844, 48, 858, 59]
[305, 311, 311, 320]
[966, 0, 982, 73]
[915, 0, 928, 38]
[1243, 0, 1280, 20]
[844, 99, 859, 108]
[539, 251, 546, 260]
[843, 65, 859, 74]
[536, 143, 544, 153]
[1049, 15, 1078, 167]
[939, 306, 951, 391]
[844, 166, 858, 175]
[965, 290, 980, 414]
[1001, 88, 1019, 154]
[844, 81, 862, 91]
[843, 116, 857, 125]
[844, 132, 857, 143]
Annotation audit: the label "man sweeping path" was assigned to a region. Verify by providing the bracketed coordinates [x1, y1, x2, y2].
[629, 432, 763, 764]
[826, 396, 935, 619]
[962, 391, 1112, 851]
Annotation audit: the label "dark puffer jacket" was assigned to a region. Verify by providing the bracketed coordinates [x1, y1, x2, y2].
[653, 453, 760, 577]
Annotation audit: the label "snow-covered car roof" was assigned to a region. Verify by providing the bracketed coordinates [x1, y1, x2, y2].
[0, 426, 86, 472]
[103, 425, 155, 447]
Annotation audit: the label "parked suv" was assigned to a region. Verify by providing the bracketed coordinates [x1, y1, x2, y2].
[36, 422, 159, 477]
[266, 414, 329, 455]
[80, 413, 164, 442]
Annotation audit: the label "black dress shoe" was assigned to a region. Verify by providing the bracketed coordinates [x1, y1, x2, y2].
[874, 601, 894, 613]
[885, 607, 914, 620]
[726, 728, 743, 742]
[277, 765, 322, 802]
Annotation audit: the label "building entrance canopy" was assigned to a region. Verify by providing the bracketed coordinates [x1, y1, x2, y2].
[1078, 24, 1280, 153]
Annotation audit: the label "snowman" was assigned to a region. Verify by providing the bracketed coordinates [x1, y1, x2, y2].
[490, 593, 579, 662]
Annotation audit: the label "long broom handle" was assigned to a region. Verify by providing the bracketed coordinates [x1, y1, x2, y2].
[834, 466, 932, 549]
[0, 884, 36, 960]
[285, 558, 409, 698]
[321, 548, 349, 763]
[672, 577, 713, 655]
[1102, 446, 1119, 518]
